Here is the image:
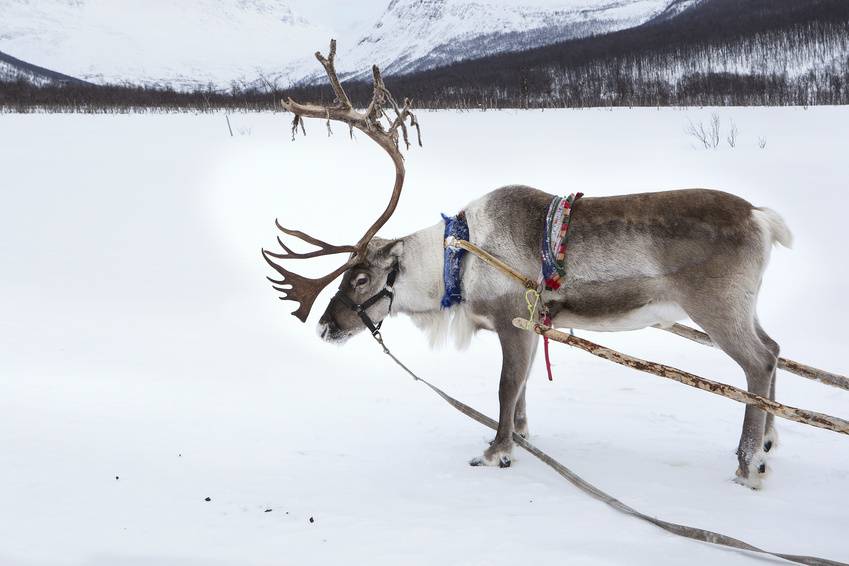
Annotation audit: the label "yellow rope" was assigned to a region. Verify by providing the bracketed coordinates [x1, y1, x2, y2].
[445, 237, 544, 331]
[525, 288, 541, 330]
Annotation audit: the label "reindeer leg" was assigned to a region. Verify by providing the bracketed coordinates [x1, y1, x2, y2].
[756, 319, 781, 453]
[471, 320, 537, 468]
[514, 340, 538, 439]
[684, 302, 777, 489]
[513, 383, 530, 439]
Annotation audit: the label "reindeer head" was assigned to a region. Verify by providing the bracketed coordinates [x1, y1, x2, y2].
[262, 40, 420, 339]
[316, 238, 404, 343]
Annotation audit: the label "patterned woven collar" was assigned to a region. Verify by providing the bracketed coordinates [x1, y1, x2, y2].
[541, 192, 583, 290]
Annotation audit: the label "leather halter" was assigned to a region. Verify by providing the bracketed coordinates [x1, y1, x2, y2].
[332, 265, 399, 336]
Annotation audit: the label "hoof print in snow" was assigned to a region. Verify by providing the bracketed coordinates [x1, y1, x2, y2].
[204, 497, 211, 502]
[309, 516, 315, 524]
[469, 457, 484, 467]
[264, 508, 272, 513]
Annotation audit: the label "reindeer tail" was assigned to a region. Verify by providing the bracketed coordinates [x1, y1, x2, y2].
[754, 207, 794, 249]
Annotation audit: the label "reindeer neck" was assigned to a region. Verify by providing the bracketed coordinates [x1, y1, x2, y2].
[392, 222, 446, 316]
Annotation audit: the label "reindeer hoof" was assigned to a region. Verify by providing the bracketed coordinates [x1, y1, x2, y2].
[469, 450, 512, 468]
[763, 427, 779, 453]
[734, 470, 762, 490]
[734, 450, 768, 489]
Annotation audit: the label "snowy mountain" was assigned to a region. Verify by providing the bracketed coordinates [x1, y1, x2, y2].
[367, 0, 849, 108]
[651, 0, 703, 21]
[0, 49, 88, 85]
[329, 0, 699, 81]
[0, 0, 702, 89]
[0, 0, 328, 89]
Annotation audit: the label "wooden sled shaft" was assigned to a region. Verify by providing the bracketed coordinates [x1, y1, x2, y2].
[514, 318, 849, 437]
[655, 323, 849, 392]
[447, 237, 848, 393]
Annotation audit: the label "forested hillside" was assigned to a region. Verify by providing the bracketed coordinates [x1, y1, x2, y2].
[310, 0, 849, 108]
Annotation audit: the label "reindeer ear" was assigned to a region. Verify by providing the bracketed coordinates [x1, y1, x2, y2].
[385, 240, 404, 258]
[374, 239, 403, 266]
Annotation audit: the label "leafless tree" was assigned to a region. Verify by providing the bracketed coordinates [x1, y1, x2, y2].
[686, 113, 721, 149]
[726, 119, 738, 148]
[709, 113, 721, 148]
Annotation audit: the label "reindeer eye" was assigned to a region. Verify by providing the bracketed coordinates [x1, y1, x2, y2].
[352, 274, 370, 288]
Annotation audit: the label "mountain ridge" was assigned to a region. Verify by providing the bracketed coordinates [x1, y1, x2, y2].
[0, 49, 90, 86]
[341, 0, 848, 107]
[326, 0, 688, 81]
[1, 0, 694, 89]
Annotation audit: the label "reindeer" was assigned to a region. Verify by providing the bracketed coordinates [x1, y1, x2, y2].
[263, 42, 792, 489]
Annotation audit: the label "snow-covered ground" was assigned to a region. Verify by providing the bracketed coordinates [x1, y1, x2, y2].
[1, 108, 847, 566]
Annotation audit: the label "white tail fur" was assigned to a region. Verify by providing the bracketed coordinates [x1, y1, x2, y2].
[754, 207, 793, 249]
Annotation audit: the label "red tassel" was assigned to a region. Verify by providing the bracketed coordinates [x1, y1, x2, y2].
[542, 314, 554, 381]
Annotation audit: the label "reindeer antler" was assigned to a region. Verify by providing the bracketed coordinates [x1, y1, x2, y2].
[262, 39, 422, 322]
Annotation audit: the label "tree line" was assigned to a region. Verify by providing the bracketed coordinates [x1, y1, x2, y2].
[0, 80, 279, 113]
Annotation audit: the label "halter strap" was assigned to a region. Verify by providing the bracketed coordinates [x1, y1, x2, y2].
[333, 266, 398, 336]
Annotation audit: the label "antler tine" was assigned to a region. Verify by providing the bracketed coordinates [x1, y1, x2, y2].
[274, 219, 350, 250]
[396, 97, 422, 148]
[314, 39, 351, 110]
[261, 249, 357, 322]
[267, 218, 358, 259]
[269, 39, 422, 322]
[407, 99, 423, 147]
[382, 90, 416, 149]
[365, 65, 387, 124]
[263, 234, 356, 260]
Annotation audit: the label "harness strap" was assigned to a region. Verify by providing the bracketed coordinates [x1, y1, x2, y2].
[334, 266, 398, 336]
[445, 237, 537, 290]
[448, 237, 558, 380]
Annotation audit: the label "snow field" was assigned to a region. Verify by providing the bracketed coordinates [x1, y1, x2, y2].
[0, 107, 847, 565]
